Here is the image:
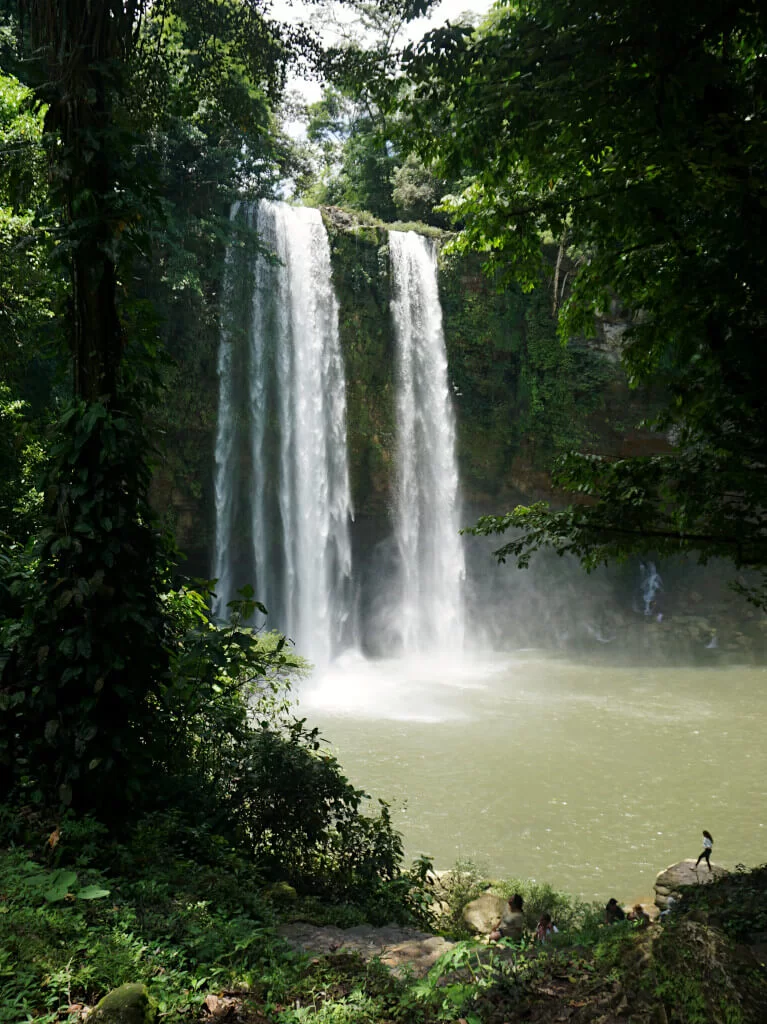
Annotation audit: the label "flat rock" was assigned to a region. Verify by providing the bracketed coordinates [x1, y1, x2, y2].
[277, 922, 454, 977]
[654, 859, 728, 910]
[462, 892, 507, 934]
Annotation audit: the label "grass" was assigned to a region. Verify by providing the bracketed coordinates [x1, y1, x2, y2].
[0, 843, 279, 1023]
[0, 843, 596, 1023]
[0, 812, 434, 1024]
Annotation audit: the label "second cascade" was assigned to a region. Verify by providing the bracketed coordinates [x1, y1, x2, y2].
[213, 201, 465, 665]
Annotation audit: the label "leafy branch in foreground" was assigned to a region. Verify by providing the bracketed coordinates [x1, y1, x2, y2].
[469, 444, 767, 608]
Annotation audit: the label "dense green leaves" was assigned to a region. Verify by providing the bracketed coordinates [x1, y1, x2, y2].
[0, 384, 45, 538]
[0, 72, 58, 534]
[0, 0, 316, 814]
[0, 400, 172, 811]
[403, 0, 767, 601]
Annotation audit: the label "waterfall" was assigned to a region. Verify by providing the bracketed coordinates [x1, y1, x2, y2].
[212, 200, 354, 666]
[639, 560, 663, 617]
[389, 230, 465, 653]
[211, 201, 242, 614]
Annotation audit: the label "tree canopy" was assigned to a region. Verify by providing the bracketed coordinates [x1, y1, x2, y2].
[401, 0, 767, 603]
[0, 0, 320, 811]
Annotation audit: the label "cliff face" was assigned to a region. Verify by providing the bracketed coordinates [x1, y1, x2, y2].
[321, 206, 663, 521]
[151, 205, 661, 573]
[146, 206, 767, 661]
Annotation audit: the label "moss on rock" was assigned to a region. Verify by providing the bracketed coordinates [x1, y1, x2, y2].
[87, 983, 158, 1024]
[324, 207, 631, 515]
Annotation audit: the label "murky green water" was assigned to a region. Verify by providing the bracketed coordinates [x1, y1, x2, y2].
[301, 651, 767, 904]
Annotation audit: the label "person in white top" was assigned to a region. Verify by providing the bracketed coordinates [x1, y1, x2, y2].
[695, 829, 714, 871]
[536, 912, 559, 942]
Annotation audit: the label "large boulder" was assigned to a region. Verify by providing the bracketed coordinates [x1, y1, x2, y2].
[87, 984, 157, 1024]
[462, 892, 507, 934]
[654, 859, 728, 910]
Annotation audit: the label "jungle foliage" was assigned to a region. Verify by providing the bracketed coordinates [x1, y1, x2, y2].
[3, 6, 767, 1020]
[0, 0, 415, 917]
[295, 0, 452, 224]
[401, 0, 767, 603]
[6, 829, 766, 1024]
[0, 808, 435, 1024]
[0, 0, 295, 808]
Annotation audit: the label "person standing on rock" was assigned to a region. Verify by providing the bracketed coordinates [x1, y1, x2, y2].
[695, 829, 714, 871]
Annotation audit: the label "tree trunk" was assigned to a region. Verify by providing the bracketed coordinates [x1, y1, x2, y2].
[31, 0, 134, 401]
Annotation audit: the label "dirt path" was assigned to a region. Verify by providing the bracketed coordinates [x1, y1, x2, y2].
[276, 922, 455, 977]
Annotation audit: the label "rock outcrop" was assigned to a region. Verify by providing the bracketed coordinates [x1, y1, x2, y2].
[461, 892, 508, 934]
[654, 859, 728, 910]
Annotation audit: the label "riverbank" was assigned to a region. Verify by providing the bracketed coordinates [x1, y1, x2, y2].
[4, 828, 766, 1024]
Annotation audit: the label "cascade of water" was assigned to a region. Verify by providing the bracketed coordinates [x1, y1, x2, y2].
[389, 230, 465, 653]
[212, 200, 354, 665]
[212, 201, 242, 616]
[639, 561, 663, 616]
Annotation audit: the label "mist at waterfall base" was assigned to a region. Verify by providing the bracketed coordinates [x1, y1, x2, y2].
[213, 201, 765, 904]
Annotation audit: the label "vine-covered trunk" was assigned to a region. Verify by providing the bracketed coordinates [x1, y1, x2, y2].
[0, 2, 173, 815]
[33, 1, 131, 401]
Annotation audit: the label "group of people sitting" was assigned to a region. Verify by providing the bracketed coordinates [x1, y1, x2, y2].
[488, 829, 711, 945]
[605, 897, 651, 927]
[489, 893, 652, 945]
[488, 893, 559, 944]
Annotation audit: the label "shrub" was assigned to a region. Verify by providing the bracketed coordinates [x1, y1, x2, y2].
[675, 863, 767, 941]
[488, 877, 590, 934]
[432, 859, 489, 937]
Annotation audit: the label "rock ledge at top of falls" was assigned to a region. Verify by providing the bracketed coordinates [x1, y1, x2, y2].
[654, 858, 728, 910]
[277, 922, 454, 977]
[320, 205, 358, 232]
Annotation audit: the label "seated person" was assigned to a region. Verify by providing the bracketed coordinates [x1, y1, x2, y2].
[489, 893, 526, 941]
[605, 897, 626, 925]
[536, 912, 558, 943]
[628, 903, 650, 928]
[659, 895, 677, 919]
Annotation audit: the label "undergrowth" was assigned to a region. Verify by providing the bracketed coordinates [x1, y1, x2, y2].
[675, 863, 767, 941]
[4, 816, 767, 1024]
[0, 810, 433, 1024]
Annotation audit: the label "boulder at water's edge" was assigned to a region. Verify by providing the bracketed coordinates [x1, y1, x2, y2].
[654, 859, 728, 910]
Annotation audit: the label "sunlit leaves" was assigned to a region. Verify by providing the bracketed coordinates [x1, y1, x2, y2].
[402, 0, 767, 596]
